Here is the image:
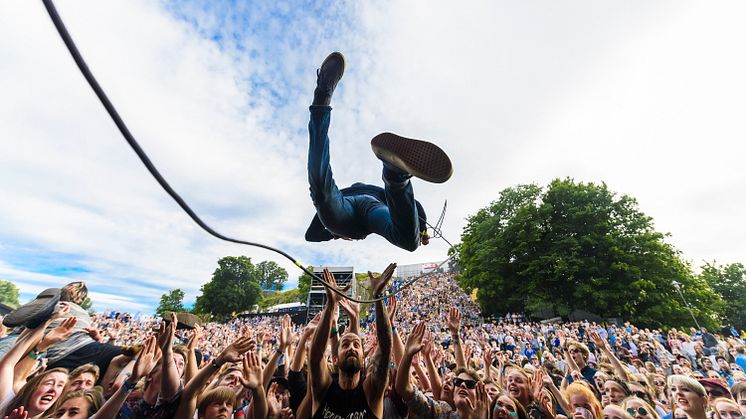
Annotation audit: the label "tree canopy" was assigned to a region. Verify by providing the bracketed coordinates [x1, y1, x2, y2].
[156, 288, 186, 316]
[458, 179, 723, 329]
[297, 267, 313, 305]
[0, 280, 20, 308]
[194, 256, 263, 317]
[699, 262, 746, 331]
[256, 261, 289, 291]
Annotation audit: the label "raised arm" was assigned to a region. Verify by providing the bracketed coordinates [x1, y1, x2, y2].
[14, 317, 77, 392]
[395, 321, 425, 399]
[241, 351, 268, 419]
[263, 314, 292, 389]
[1, 304, 69, 398]
[309, 269, 347, 400]
[174, 335, 255, 419]
[589, 330, 629, 381]
[338, 298, 360, 336]
[363, 263, 395, 415]
[542, 367, 570, 415]
[447, 307, 466, 369]
[93, 336, 159, 419]
[184, 325, 202, 383]
[157, 312, 180, 399]
[421, 335, 442, 399]
[386, 295, 405, 365]
[291, 314, 318, 372]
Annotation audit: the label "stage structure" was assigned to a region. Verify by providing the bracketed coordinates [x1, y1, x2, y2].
[306, 266, 355, 323]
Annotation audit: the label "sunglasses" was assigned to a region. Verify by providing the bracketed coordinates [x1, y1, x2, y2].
[454, 378, 478, 389]
[569, 348, 581, 354]
[633, 391, 648, 398]
[653, 381, 665, 386]
[627, 407, 649, 417]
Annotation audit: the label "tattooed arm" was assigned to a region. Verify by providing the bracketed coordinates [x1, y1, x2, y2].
[363, 263, 396, 418]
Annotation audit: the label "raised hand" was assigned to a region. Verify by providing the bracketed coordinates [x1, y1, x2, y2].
[386, 295, 398, 322]
[557, 330, 566, 346]
[267, 382, 282, 417]
[446, 307, 461, 334]
[83, 326, 102, 342]
[240, 351, 263, 390]
[323, 268, 350, 304]
[482, 347, 494, 369]
[422, 333, 434, 358]
[107, 320, 123, 339]
[369, 263, 396, 297]
[218, 336, 255, 365]
[404, 322, 426, 357]
[464, 345, 473, 364]
[187, 324, 202, 350]
[3, 406, 28, 419]
[157, 313, 177, 353]
[531, 369, 546, 401]
[433, 347, 445, 366]
[338, 298, 360, 320]
[468, 381, 490, 419]
[541, 368, 554, 387]
[589, 330, 608, 351]
[279, 315, 292, 351]
[40, 316, 77, 349]
[50, 302, 71, 321]
[131, 336, 159, 382]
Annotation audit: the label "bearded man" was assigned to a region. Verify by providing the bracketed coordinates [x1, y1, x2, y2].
[308, 264, 395, 419]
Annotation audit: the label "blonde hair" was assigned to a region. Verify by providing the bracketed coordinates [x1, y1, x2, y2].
[2, 367, 69, 417]
[712, 397, 741, 419]
[667, 374, 706, 397]
[198, 386, 237, 417]
[56, 389, 104, 417]
[69, 363, 100, 381]
[566, 340, 590, 360]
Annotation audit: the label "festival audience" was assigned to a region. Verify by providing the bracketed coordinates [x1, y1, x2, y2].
[1, 271, 745, 419]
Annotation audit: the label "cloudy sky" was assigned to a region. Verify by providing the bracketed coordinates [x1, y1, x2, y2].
[1, 1, 744, 313]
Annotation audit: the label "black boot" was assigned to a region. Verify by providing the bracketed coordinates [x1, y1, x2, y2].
[312, 52, 345, 106]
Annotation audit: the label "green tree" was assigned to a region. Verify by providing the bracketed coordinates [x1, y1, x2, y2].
[297, 267, 313, 304]
[194, 256, 262, 317]
[0, 280, 20, 308]
[156, 288, 186, 316]
[256, 261, 289, 291]
[458, 179, 723, 329]
[259, 289, 302, 310]
[700, 262, 746, 330]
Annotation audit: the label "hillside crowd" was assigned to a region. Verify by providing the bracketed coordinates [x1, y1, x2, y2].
[1, 271, 745, 419]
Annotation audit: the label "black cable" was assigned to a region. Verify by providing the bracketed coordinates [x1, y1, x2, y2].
[40, 0, 456, 303]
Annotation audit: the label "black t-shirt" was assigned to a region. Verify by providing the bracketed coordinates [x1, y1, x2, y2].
[312, 374, 377, 419]
[288, 370, 307, 413]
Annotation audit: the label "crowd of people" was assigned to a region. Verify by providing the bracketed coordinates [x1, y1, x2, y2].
[1, 269, 746, 419]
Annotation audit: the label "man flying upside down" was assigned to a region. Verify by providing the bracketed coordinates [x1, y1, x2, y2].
[304, 52, 453, 252]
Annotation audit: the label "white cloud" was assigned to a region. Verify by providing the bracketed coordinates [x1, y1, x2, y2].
[0, 0, 744, 312]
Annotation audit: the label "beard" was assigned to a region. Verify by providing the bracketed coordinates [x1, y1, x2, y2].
[339, 354, 362, 375]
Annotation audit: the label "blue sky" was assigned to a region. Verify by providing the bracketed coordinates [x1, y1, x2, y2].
[1, 0, 745, 313]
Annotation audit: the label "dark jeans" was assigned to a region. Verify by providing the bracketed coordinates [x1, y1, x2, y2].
[307, 106, 420, 251]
